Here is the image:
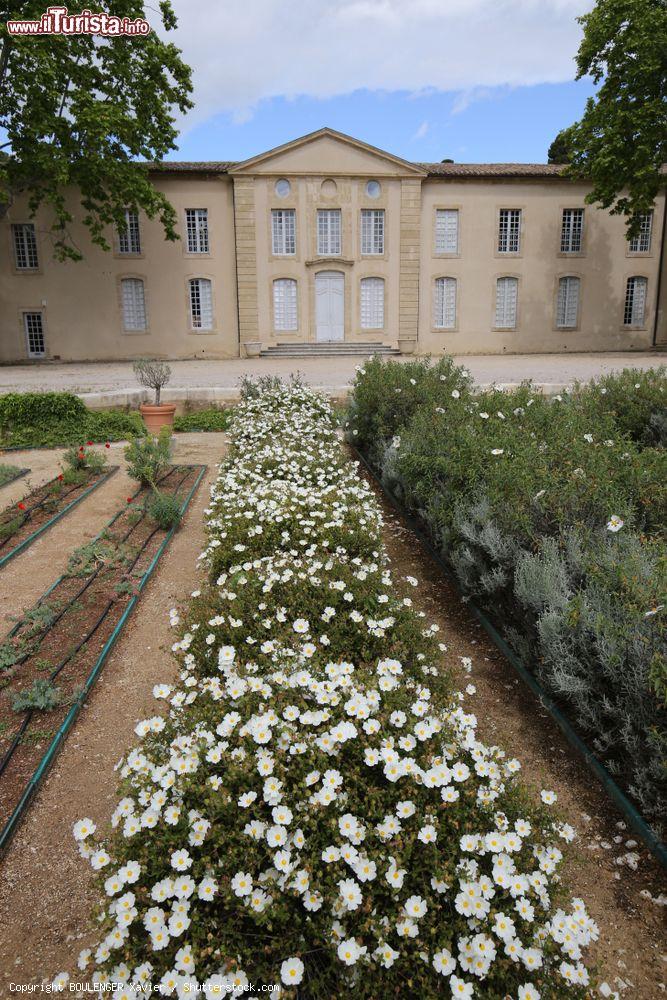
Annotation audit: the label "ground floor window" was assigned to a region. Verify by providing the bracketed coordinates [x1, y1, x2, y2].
[121, 277, 147, 331]
[495, 276, 518, 329]
[273, 278, 298, 331]
[433, 276, 457, 329]
[624, 276, 647, 326]
[24, 312, 46, 357]
[360, 277, 384, 329]
[189, 278, 213, 330]
[556, 276, 580, 329]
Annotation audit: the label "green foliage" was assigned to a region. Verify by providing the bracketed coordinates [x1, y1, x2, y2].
[0, 639, 25, 673]
[0, 391, 145, 449]
[173, 407, 231, 432]
[0, 463, 26, 487]
[0, 391, 85, 429]
[565, 0, 667, 236]
[0, 3, 193, 261]
[66, 537, 135, 577]
[547, 126, 576, 164]
[62, 443, 108, 475]
[124, 427, 173, 487]
[11, 678, 62, 713]
[147, 489, 181, 530]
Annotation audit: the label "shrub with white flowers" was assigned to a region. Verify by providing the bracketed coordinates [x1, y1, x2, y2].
[59, 379, 596, 999]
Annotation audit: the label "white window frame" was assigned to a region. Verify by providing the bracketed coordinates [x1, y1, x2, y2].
[495, 277, 518, 329]
[23, 312, 46, 357]
[117, 209, 141, 254]
[121, 277, 147, 331]
[271, 209, 296, 256]
[556, 276, 580, 329]
[360, 277, 385, 329]
[628, 212, 653, 253]
[317, 209, 341, 256]
[360, 209, 384, 255]
[185, 209, 209, 254]
[435, 209, 459, 254]
[560, 209, 584, 253]
[273, 278, 298, 331]
[623, 276, 647, 327]
[12, 223, 39, 269]
[189, 277, 213, 330]
[498, 209, 521, 254]
[433, 277, 457, 329]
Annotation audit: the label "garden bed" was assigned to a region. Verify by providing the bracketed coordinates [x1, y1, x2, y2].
[0, 464, 205, 848]
[0, 465, 118, 570]
[0, 465, 30, 489]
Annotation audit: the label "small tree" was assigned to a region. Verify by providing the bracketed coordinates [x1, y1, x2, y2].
[132, 359, 171, 406]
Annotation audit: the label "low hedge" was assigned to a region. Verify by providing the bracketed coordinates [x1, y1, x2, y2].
[0, 391, 145, 448]
[173, 406, 231, 433]
[57, 379, 597, 998]
[347, 358, 667, 836]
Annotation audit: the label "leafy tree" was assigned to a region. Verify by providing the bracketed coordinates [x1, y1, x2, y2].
[547, 125, 575, 164]
[566, 0, 667, 237]
[0, 2, 193, 260]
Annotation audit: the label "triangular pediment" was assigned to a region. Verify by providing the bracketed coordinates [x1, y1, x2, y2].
[230, 128, 425, 178]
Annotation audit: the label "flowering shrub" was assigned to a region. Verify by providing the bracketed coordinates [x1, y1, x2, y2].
[59, 380, 597, 999]
[347, 358, 666, 834]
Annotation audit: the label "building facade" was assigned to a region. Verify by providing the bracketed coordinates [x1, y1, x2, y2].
[2, 127, 666, 362]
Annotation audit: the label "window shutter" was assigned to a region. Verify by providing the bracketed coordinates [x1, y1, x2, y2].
[360, 277, 385, 329]
[121, 278, 147, 331]
[435, 210, 459, 254]
[433, 277, 457, 329]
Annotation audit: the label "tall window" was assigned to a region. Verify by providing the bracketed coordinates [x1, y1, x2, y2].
[433, 277, 457, 329]
[556, 276, 580, 329]
[498, 209, 521, 253]
[24, 312, 45, 357]
[12, 223, 39, 269]
[361, 209, 384, 254]
[435, 209, 459, 254]
[117, 209, 141, 254]
[495, 277, 518, 329]
[624, 276, 647, 326]
[360, 277, 385, 329]
[189, 278, 213, 329]
[560, 209, 584, 253]
[273, 278, 298, 331]
[121, 278, 147, 331]
[185, 209, 209, 253]
[317, 209, 341, 256]
[629, 211, 653, 253]
[272, 210, 296, 255]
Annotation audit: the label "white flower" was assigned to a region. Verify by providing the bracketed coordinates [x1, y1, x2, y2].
[337, 938, 363, 966]
[231, 872, 253, 897]
[338, 878, 363, 911]
[292, 618, 309, 634]
[405, 895, 427, 919]
[540, 790, 557, 805]
[433, 949, 456, 975]
[73, 818, 96, 841]
[606, 515, 624, 532]
[170, 850, 192, 871]
[490, 448, 504, 456]
[418, 824, 437, 844]
[450, 975, 474, 998]
[280, 957, 304, 985]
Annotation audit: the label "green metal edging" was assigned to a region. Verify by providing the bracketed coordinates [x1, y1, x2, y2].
[0, 466, 119, 571]
[351, 445, 667, 870]
[0, 464, 207, 855]
[0, 467, 30, 488]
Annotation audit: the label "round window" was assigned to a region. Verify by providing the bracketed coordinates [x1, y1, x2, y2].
[366, 180, 381, 199]
[275, 178, 291, 198]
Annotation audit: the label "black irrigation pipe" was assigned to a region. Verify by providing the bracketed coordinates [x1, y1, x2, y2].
[351, 445, 667, 871]
[0, 466, 119, 568]
[0, 467, 30, 488]
[0, 464, 207, 855]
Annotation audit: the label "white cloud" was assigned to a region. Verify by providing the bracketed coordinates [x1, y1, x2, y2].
[411, 120, 430, 140]
[167, 0, 593, 129]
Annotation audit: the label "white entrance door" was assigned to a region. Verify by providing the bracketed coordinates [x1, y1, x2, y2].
[315, 271, 344, 342]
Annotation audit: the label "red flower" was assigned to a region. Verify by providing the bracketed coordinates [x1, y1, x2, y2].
[58, 474, 64, 481]
[86, 440, 93, 446]
[126, 497, 133, 504]
[105, 442, 111, 449]
[17, 502, 26, 510]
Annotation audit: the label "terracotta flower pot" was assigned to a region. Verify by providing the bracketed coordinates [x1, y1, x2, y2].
[139, 402, 176, 434]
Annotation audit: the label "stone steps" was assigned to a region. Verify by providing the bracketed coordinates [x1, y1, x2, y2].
[260, 342, 400, 357]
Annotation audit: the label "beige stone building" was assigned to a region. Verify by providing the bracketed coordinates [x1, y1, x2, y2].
[1, 127, 666, 362]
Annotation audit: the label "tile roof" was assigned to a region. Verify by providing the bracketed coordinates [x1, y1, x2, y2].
[143, 161, 569, 179]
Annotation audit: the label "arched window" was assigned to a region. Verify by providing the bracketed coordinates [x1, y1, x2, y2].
[433, 277, 457, 329]
[556, 276, 580, 329]
[495, 276, 518, 329]
[624, 276, 647, 326]
[273, 278, 298, 331]
[360, 277, 385, 329]
[189, 278, 213, 330]
[121, 278, 147, 331]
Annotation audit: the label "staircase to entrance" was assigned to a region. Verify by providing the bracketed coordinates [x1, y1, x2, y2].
[259, 342, 401, 358]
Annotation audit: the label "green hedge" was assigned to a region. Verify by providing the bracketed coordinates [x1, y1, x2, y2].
[173, 406, 231, 432]
[0, 391, 145, 448]
[347, 358, 667, 836]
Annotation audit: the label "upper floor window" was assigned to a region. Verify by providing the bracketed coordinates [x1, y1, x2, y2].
[360, 277, 385, 329]
[560, 209, 584, 253]
[628, 211, 653, 253]
[121, 278, 147, 331]
[361, 209, 384, 254]
[624, 276, 647, 326]
[317, 209, 341, 256]
[498, 209, 521, 254]
[189, 277, 213, 330]
[556, 276, 580, 329]
[433, 277, 457, 329]
[435, 209, 459, 254]
[24, 312, 45, 358]
[273, 278, 298, 331]
[185, 209, 209, 253]
[272, 209, 296, 255]
[12, 223, 39, 269]
[117, 209, 141, 254]
[495, 276, 518, 329]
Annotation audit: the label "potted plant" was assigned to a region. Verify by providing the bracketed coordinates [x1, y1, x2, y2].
[133, 359, 176, 432]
